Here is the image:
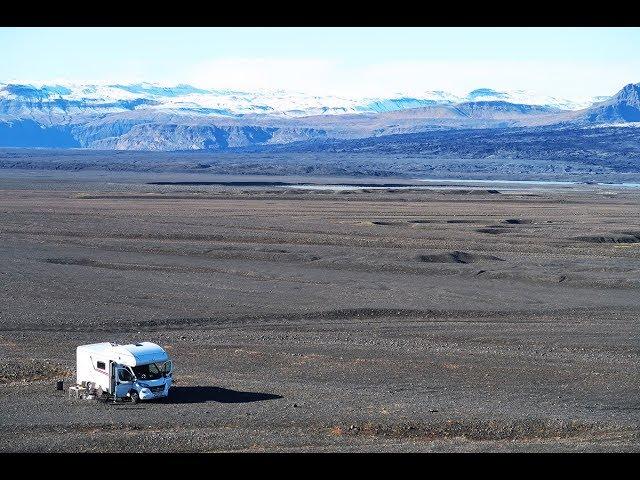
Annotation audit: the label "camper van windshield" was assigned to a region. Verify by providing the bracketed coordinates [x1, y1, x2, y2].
[131, 363, 163, 380]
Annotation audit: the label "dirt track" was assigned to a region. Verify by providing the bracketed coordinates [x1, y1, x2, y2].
[1, 173, 639, 452]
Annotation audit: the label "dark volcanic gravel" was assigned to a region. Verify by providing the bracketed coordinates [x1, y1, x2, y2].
[0, 172, 639, 452]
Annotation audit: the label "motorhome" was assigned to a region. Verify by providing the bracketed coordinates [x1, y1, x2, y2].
[76, 342, 173, 403]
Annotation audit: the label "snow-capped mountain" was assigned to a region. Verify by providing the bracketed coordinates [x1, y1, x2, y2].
[0, 82, 602, 119]
[582, 83, 640, 123]
[0, 81, 635, 151]
[464, 88, 604, 111]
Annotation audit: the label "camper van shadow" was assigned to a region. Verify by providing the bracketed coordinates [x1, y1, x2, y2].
[165, 386, 283, 404]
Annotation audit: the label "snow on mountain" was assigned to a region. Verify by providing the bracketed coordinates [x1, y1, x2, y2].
[464, 88, 598, 111]
[1, 82, 631, 151]
[0, 82, 603, 119]
[582, 83, 640, 123]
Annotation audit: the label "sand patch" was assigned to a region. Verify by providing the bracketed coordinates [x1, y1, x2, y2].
[329, 419, 629, 442]
[0, 360, 72, 385]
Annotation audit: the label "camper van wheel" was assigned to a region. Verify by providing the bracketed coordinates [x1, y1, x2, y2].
[130, 391, 140, 404]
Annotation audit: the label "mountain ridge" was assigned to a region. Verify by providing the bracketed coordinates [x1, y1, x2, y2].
[0, 82, 603, 118]
[0, 82, 637, 151]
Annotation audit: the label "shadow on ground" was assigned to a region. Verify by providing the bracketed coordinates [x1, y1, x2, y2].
[167, 386, 283, 404]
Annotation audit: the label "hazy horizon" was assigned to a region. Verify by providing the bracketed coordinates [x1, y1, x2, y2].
[2, 27, 639, 100]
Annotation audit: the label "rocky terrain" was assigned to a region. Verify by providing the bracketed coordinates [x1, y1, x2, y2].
[3, 143, 640, 186]
[233, 125, 640, 163]
[0, 82, 638, 151]
[0, 171, 639, 452]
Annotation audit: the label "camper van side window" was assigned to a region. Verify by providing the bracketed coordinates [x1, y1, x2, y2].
[96, 361, 106, 370]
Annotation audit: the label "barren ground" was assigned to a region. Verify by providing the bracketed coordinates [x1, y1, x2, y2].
[0, 171, 639, 452]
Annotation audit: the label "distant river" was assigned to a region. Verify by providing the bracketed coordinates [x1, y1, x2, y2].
[283, 178, 640, 191]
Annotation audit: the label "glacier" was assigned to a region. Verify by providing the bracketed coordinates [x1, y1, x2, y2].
[0, 82, 602, 118]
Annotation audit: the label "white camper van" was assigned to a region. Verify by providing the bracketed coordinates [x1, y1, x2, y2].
[76, 342, 173, 403]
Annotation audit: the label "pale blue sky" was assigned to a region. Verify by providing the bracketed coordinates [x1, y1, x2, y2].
[2, 27, 639, 98]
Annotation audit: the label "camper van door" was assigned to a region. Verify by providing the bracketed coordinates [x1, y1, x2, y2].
[115, 366, 135, 399]
[109, 361, 117, 394]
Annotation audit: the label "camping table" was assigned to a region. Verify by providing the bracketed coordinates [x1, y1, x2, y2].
[68, 385, 86, 399]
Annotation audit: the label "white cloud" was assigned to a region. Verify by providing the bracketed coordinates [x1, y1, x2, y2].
[186, 58, 343, 94]
[184, 57, 640, 100]
[10, 56, 639, 102]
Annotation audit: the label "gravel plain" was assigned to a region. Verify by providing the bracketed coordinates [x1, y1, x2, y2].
[0, 171, 639, 452]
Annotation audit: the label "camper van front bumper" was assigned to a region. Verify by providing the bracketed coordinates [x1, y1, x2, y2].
[138, 386, 168, 400]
